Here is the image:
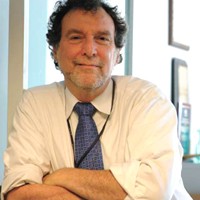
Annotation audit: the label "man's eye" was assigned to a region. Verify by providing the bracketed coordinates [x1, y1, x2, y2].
[68, 35, 83, 43]
[100, 37, 107, 40]
[69, 36, 81, 40]
[99, 36, 109, 41]
[96, 36, 111, 44]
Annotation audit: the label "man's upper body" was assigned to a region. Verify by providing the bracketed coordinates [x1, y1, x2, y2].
[1, 0, 192, 199]
[2, 76, 192, 200]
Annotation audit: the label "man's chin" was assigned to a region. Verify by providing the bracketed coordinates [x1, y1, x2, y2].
[75, 80, 104, 90]
[67, 73, 108, 90]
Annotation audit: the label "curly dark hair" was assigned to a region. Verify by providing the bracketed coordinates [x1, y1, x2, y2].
[46, 0, 128, 69]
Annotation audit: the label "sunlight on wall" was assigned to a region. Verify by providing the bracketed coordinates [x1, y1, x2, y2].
[132, 0, 200, 156]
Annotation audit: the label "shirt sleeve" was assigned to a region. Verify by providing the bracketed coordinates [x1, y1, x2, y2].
[1, 90, 51, 198]
[110, 87, 184, 199]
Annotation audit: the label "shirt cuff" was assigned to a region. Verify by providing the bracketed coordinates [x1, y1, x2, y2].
[1, 164, 43, 199]
[109, 160, 141, 199]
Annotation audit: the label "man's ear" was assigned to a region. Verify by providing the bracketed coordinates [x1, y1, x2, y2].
[115, 49, 122, 64]
[115, 49, 122, 65]
[117, 54, 123, 64]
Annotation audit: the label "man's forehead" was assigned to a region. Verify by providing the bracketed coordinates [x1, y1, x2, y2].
[62, 7, 114, 25]
[61, 8, 115, 34]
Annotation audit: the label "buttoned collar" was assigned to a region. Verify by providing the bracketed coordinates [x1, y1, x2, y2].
[65, 79, 113, 119]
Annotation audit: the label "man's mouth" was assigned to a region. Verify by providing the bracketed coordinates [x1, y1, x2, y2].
[74, 61, 102, 68]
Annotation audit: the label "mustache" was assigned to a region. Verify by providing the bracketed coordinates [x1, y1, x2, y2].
[73, 59, 104, 68]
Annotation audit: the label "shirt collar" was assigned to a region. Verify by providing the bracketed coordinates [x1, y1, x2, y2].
[65, 79, 113, 119]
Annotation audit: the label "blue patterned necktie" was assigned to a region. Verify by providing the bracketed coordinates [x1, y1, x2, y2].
[74, 102, 104, 170]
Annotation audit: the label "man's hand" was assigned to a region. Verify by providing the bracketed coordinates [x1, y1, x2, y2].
[43, 168, 127, 200]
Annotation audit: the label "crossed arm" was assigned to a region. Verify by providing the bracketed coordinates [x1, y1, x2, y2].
[6, 184, 82, 200]
[6, 168, 127, 200]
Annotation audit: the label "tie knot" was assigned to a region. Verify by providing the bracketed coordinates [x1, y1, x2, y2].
[74, 102, 96, 117]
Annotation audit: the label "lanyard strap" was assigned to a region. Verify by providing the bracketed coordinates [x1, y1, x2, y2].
[67, 79, 116, 167]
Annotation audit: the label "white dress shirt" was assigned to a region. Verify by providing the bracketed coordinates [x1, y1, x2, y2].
[1, 76, 192, 200]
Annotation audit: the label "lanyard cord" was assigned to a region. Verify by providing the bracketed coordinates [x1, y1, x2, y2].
[67, 79, 116, 168]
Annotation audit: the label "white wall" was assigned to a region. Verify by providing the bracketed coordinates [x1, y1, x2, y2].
[132, 0, 200, 153]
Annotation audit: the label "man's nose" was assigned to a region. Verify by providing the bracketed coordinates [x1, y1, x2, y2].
[81, 38, 97, 57]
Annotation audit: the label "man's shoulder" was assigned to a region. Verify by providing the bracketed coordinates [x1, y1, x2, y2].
[26, 81, 65, 96]
[112, 75, 167, 101]
[112, 76, 156, 92]
[22, 81, 65, 105]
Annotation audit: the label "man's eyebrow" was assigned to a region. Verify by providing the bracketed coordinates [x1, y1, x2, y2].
[65, 29, 112, 36]
[96, 30, 112, 36]
[65, 29, 83, 36]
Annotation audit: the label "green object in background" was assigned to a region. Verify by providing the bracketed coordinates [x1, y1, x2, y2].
[179, 103, 191, 155]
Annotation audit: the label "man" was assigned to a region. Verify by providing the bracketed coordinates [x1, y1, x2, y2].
[1, 0, 192, 199]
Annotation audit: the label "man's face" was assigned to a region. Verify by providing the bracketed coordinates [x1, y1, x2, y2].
[54, 8, 120, 93]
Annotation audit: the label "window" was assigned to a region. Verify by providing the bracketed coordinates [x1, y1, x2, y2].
[0, 0, 9, 183]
